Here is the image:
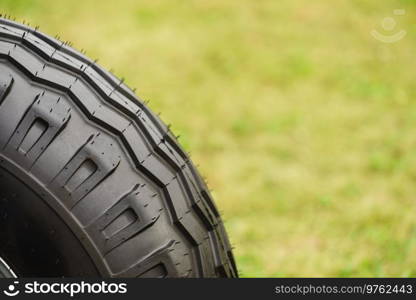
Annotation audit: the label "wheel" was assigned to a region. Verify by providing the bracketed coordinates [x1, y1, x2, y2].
[0, 17, 237, 278]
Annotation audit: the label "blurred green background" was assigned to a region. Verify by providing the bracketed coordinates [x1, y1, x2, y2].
[3, 0, 416, 277]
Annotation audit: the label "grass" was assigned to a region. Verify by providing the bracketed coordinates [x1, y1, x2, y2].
[2, 0, 416, 277]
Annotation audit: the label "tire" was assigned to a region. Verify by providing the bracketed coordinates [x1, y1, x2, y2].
[0, 17, 237, 278]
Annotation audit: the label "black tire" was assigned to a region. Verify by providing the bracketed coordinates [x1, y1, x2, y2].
[0, 17, 237, 278]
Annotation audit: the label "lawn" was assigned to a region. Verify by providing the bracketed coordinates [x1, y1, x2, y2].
[2, 0, 416, 277]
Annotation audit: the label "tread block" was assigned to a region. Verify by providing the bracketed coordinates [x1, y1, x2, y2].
[4, 92, 71, 169]
[156, 140, 183, 172]
[0, 40, 13, 58]
[164, 179, 190, 220]
[0, 71, 13, 106]
[121, 123, 151, 164]
[110, 89, 140, 115]
[48, 133, 120, 208]
[92, 104, 131, 133]
[209, 230, 233, 277]
[198, 238, 217, 277]
[138, 264, 167, 278]
[23, 32, 56, 58]
[83, 66, 114, 96]
[180, 170, 218, 229]
[115, 240, 191, 278]
[138, 111, 164, 144]
[53, 50, 84, 71]
[86, 184, 163, 254]
[0, 23, 25, 40]
[218, 221, 233, 252]
[39, 64, 77, 90]
[68, 79, 102, 114]
[141, 153, 176, 186]
[9, 43, 44, 76]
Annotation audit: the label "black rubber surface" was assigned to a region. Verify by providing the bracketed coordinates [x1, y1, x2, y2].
[0, 17, 238, 278]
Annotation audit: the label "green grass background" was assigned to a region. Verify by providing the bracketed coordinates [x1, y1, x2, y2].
[3, 0, 416, 277]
